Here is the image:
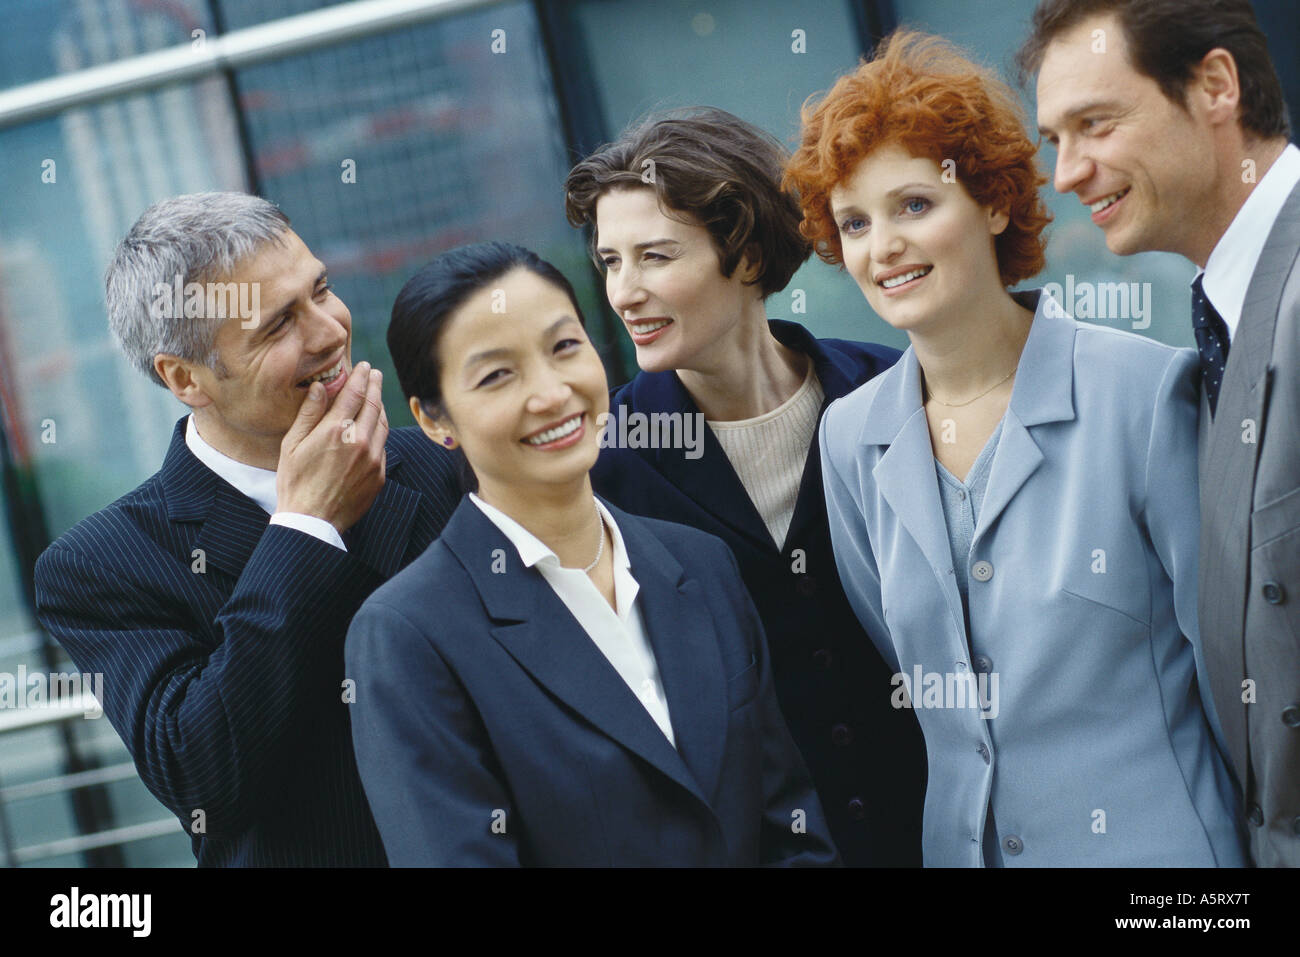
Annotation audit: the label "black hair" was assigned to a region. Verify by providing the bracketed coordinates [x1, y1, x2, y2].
[387, 241, 586, 491]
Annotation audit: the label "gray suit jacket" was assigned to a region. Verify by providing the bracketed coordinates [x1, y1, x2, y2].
[1198, 179, 1300, 867]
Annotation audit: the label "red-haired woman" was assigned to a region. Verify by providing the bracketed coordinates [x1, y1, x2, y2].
[786, 30, 1244, 867]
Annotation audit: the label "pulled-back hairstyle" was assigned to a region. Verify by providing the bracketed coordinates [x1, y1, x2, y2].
[388, 241, 584, 491]
[784, 30, 1051, 287]
[564, 107, 811, 298]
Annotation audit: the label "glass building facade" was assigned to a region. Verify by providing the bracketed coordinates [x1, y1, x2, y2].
[0, 0, 1295, 866]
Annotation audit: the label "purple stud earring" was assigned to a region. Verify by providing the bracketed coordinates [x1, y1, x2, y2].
[443, 437, 454, 447]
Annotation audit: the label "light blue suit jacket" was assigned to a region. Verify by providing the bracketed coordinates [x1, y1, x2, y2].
[820, 289, 1246, 867]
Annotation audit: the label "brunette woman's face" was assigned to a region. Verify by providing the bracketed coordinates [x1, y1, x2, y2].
[419, 268, 609, 500]
[828, 146, 1009, 334]
[594, 187, 761, 374]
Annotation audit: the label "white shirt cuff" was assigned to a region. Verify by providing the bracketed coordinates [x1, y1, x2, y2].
[270, 512, 347, 551]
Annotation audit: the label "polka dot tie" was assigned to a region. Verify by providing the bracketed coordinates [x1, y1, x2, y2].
[1191, 275, 1231, 416]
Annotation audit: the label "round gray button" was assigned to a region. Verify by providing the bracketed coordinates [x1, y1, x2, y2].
[974, 654, 993, 674]
[971, 560, 993, 582]
[1002, 835, 1023, 855]
[1282, 705, 1300, 728]
[957, 489, 967, 501]
[1262, 581, 1286, 604]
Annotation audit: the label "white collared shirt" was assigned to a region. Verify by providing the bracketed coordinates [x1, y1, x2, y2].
[1199, 142, 1300, 340]
[185, 414, 346, 550]
[469, 492, 676, 747]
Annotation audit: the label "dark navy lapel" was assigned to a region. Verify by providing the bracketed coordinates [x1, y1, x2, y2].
[343, 442, 420, 578]
[440, 498, 714, 807]
[612, 502, 729, 804]
[610, 319, 897, 555]
[770, 321, 895, 554]
[160, 415, 418, 580]
[158, 418, 268, 579]
[616, 370, 775, 552]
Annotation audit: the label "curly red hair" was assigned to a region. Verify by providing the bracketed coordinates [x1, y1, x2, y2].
[783, 30, 1051, 287]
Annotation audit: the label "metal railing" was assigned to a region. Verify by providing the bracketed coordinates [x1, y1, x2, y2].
[0, 0, 503, 128]
[0, 694, 179, 867]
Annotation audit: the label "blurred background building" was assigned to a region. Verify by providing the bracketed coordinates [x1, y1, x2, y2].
[0, 0, 1295, 866]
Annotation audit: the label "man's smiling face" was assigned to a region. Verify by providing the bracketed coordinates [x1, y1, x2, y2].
[1035, 13, 1218, 259]
[183, 228, 352, 465]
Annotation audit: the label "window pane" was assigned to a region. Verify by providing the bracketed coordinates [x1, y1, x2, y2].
[570, 0, 907, 350]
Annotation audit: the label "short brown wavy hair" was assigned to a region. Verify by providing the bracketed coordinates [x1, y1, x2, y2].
[565, 107, 811, 299]
[783, 30, 1051, 287]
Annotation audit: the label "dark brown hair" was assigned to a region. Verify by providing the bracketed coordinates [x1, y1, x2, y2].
[564, 107, 811, 298]
[1016, 0, 1290, 141]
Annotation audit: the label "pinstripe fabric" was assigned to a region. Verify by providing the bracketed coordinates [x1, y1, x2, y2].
[34, 417, 460, 867]
[1198, 181, 1300, 867]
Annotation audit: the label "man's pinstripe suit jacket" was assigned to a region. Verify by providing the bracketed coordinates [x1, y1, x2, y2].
[34, 417, 461, 866]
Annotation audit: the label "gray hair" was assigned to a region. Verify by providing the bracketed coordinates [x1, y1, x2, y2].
[106, 192, 291, 385]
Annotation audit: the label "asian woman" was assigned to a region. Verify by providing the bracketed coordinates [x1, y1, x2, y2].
[344, 241, 838, 867]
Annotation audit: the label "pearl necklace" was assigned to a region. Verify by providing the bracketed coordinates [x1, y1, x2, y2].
[582, 502, 605, 574]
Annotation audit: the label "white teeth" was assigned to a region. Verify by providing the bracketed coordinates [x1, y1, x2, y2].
[524, 415, 582, 446]
[631, 319, 671, 334]
[305, 361, 342, 385]
[880, 267, 931, 289]
[1089, 188, 1129, 213]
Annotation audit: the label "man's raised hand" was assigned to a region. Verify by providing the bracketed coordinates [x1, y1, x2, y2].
[276, 360, 389, 533]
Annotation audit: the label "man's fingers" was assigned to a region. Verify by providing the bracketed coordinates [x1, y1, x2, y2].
[369, 398, 389, 462]
[352, 367, 385, 438]
[282, 381, 327, 451]
[321, 360, 370, 426]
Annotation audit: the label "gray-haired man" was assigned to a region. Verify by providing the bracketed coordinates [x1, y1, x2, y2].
[34, 192, 461, 866]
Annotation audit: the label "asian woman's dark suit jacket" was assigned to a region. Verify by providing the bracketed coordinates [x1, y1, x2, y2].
[590, 319, 927, 866]
[345, 496, 839, 866]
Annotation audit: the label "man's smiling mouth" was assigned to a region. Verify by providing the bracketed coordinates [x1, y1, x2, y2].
[298, 360, 344, 388]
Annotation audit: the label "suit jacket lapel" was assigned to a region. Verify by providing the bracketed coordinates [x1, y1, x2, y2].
[616, 372, 776, 552]
[442, 501, 711, 806]
[862, 351, 968, 637]
[343, 443, 421, 578]
[1199, 181, 1300, 774]
[974, 292, 1075, 546]
[161, 416, 419, 581]
[617, 505, 728, 803]
[158, 418, 267, 580]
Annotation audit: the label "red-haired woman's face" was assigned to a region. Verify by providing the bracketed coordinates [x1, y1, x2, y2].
[829, 146, 1009, 334]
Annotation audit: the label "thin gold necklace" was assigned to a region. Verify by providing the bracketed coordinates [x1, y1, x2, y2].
[923, 367, 1017, 408]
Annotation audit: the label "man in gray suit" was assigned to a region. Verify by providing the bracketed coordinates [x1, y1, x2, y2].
[1023, 0, 1298, 866]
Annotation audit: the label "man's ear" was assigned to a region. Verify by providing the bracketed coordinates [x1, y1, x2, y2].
[154, 354, 213, 409]
[408, 395, 457, 449]
[1193, 47, 1241, 127]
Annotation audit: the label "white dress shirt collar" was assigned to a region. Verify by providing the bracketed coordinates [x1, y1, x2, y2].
[468, 491, 638, 615]
[468, 491, 672, 746]
[185, 414, 277, 514]
[1200, 142, 1300, 340]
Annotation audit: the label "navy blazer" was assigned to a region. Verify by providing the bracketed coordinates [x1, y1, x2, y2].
[34, 417, 461, 866]
[345, 496, 840, 866]
[589, 319, 927, 866]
